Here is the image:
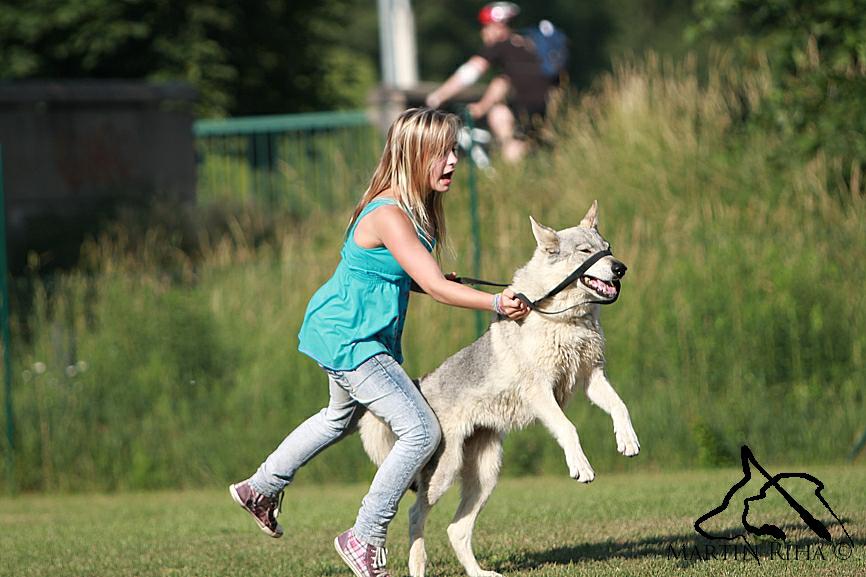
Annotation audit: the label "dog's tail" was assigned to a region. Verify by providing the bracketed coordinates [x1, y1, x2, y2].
[359, 411, 397, 467]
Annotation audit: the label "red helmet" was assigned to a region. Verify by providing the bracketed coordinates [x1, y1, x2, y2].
[478, 2, 520, 26]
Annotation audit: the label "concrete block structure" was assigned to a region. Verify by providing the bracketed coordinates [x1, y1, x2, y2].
[0, 81, 196, 269]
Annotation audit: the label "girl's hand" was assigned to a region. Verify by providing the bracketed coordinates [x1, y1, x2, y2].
[497, 289, 530, 320]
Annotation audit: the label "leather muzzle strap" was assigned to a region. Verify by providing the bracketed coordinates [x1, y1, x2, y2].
[455, 249, 615, 315]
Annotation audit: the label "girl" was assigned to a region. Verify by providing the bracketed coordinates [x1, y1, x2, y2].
[230, 107, 529, 577]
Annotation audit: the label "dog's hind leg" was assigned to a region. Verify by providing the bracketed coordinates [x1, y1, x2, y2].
[426, 431, 466, 504]
[447, 429, 504, 577]
[407, 471, 433, 577]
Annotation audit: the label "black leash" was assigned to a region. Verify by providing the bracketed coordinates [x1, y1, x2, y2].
[454, 249, 616, 315]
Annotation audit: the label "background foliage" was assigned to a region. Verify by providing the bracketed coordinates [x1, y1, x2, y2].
[1, 0, 865, 492]
[5, 52, 865, 491]
[690, 0, 866, 168]
[0, 0, 378, 116]
[0, 0, 695, 116]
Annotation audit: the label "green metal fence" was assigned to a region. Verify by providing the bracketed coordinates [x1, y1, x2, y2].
[0, 144, 13, 486]
[195, 108, 487, 333]
[194, 110, 383, 210]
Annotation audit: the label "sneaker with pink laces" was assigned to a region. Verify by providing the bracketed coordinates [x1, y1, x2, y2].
[228, 479, 284, 538]
[334, 528, 390, 577]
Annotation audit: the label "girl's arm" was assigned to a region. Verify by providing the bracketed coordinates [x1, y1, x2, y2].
[372, 205, 528, 320]
[410, 272, 456, 293]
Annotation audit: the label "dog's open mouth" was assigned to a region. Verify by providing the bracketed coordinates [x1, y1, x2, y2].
[581, 275, 620, 300]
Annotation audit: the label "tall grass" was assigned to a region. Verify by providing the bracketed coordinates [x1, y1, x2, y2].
[3, 52, 865, 491]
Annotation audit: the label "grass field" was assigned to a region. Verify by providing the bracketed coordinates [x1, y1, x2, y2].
[2, 464, 864, 577]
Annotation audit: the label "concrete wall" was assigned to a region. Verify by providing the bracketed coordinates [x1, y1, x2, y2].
[0, 81, 196, 269]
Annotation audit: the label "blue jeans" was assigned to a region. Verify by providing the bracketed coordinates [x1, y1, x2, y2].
[249, 353, 441, 547]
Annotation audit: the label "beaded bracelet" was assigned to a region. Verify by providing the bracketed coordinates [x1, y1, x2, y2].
[493, 293, 505, 315]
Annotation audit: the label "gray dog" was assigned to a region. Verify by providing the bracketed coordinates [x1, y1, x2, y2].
[359, 201, 640, 577]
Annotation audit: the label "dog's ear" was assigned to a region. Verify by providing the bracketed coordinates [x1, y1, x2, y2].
[580, 200, 599, 230]
[530, 216, 560, 254]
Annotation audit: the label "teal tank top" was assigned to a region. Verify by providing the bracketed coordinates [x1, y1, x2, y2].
[297, 198, 435, 370]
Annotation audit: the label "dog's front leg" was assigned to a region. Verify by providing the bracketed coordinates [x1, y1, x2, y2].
[530, 388, 595, 483]
[585, 367, 640, 457]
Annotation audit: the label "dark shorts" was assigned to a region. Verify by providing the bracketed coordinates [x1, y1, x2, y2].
[512, 101, 549, 141]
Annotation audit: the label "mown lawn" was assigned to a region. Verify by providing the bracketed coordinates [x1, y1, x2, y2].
[1, 465, 864, 577]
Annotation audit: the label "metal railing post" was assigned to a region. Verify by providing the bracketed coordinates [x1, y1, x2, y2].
[0, 144, 14, 487]
[460, 111, 485, 337]
[850, 428, 866, 461]
[193, 110, 372, 207]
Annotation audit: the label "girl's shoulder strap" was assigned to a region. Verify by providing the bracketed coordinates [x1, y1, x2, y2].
[355, 198, 400, 224]
[369, 197, 398, 208]
[346, 197, 400, 240]
[349, 197, 434, 249]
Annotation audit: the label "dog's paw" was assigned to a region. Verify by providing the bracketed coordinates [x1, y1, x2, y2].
[568, 454, 595, 483]
[408, 538, 427, 577]
[614, 423, 640, 457]
[572, 467, 596, 483]
[469, 571, 503, 577]
[611, 407, 640, 457]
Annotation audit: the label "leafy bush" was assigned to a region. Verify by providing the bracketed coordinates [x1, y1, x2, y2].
[690, 0, 866, 168]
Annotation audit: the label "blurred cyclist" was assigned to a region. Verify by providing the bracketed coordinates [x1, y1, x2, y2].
[426, 2, 560, 163]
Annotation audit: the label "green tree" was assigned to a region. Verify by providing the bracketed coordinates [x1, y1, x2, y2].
[0, 0, 377, 117]
[0, 0, 704, 116]
[691, 0, 866, 166]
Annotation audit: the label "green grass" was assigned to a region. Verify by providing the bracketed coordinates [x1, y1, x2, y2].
[1, 465, 864, 576]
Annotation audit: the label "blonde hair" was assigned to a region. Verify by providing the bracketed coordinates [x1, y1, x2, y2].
[348, 107, 461, 250]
